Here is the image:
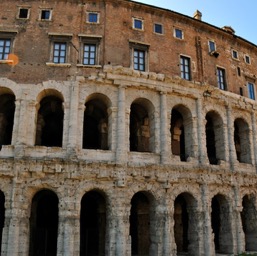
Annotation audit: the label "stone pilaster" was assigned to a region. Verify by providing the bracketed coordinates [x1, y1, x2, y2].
[226, 105, 237, 170]
[251, 112, 257, 169]
[159, 92, 169, 164]
[11, 99, 21, 145]
[116, 85, 127, 164]
[201, 184, 214, 256]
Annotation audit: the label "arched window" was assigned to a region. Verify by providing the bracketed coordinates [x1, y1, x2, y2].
[35, 96, 64, 147]
[211, 194, 233, 254]
[0, 93, 15, 145]
[170, 105, 193, 161]
[29, 190, 59, 256]
[205, 111, 224, 165]
[80, 191, 106, 256]
[241, 194, 257, 252]
[130, 99, 155, 152]
[174, 193, 199, 254]
[83, 98, 108, 150]
[234, 118, 251, 163]
[130, 192, 151, 256]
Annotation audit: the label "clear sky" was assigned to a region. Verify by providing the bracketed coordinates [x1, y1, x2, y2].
[133, 0, 257, 45]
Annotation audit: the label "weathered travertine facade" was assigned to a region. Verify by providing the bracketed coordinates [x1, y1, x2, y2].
[1, 0, 257, 255]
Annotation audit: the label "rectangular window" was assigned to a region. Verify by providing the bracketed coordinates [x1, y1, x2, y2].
[209, 41, 216, 52]
[134, 49, 145, 71]
[18, 8, 29, 19]
[174, 28, 183, 39]
[154, 24, 163, 34]
[88, 12, 98, 23]
[217, 67, 227, 90]
[133, 18, 143, 30]
[53, 42, 66, 63]
[83, 44, 96, 65]
[248, 82, 255, 100]
[0, 39, 11, 60]
[232, 50, 238, 59]
[245, 55, 251, 64]
[40, 9, 51, 20]
[180, 56, 190, 80]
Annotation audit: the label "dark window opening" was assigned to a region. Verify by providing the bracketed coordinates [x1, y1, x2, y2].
[211, 197, 220, 252]
[83, 99, 108, 150]
[205, 114, 218, 165]
[154, 24, 163, 34]
[41, 10, 51, 20]
[237, 67, 241, 76]
[0, 94, 15, 145]
[241, 195, 257, 252]
[35, 96, 64, 147]
[19, 8, 29, 19]
[130, 192, 150, 256]
[130, 103, 150, 152]
[240, 87, 243, 96]
[29, 190, 58, 256]
[171, 109, 186, 161]
[80, 191, 106, 256]
[174, 195, 189, 253]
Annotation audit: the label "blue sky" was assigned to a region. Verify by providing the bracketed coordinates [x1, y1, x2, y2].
[133, 1, 257, 45]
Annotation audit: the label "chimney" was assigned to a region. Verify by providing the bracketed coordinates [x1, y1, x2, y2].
[193, 10, 202, 21]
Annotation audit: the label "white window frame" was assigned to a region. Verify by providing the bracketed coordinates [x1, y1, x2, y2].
[17, 6, 30, 20]
[247, 82, 255, 100]
[232, 49, 239, 60]
[133, 18, 144, 31]
[87, 12, 100, 24]
[39, 8, 52, 21]
[174, 28, 183, 39]
[245, 54, 251, 64]
[154, 23, 163, 35]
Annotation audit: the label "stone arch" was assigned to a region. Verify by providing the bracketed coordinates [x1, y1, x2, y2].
[29, 189, 59, 256]
[0, 88, 16, 146]
[205, 111, 225, 165]
[234, 118, 251, 163]
[130, 191, 156, 256]
[35, 90, 64, 147]
[0, 190, 5, 254]
[170, 104, 193, 161]
[130, 98, 155, 152]
[174, 192, 199, 255]
[80, 190, 107, 256]
[241, 194, 257, 252]
[211, 194, 233, 254]
[83, 93, 111, 150]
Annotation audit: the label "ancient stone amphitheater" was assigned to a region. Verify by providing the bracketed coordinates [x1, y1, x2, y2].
[0, 0, 257, 255]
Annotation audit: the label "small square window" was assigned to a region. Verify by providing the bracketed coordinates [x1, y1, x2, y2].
[232, 50, 238, 59]
[41, 10, 51, 20]
[88, 12, 98, 23]
[174, 28, 183, 39]
[154, 24, 163, 34]
[245, 55, 251, 64]
[18, 8, 29, 19]
[133, 18, 143, 30]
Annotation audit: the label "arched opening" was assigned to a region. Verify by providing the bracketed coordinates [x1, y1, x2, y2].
[174, 193, 199, 255]
[234, 118, 251, 163]
[130, 99, 154, 153]
[0, 93, 15, 145]
[205, 111, 224, 165]
[171, 109, 186, 161]
[211, 194, 233, 254]
[83, 98, 108, 150]
[29, 189, 59, 256]
[241, 194, 257, 251]
[130, 192, 150, 256]
[80, 191, 106, 256]
[0, 191, 5, 254]
[35, 96, 64, 147]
